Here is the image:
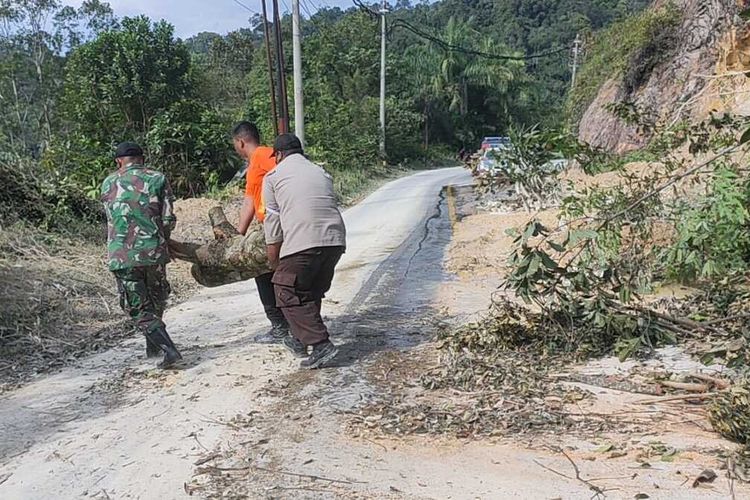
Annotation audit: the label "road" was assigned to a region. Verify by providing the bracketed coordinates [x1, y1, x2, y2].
[0, 167, 471, 499]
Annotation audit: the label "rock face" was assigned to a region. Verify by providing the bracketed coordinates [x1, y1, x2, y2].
[578, 0, 740, 153]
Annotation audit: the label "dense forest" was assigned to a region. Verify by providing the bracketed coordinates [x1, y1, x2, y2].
[0, 0, 651, 227]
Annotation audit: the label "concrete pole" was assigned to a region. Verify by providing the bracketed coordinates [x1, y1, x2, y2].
[292, 0, 305, 145]
[571, 33, 581, 89]
[272, 0, 289, 134]
[379, 0, 387, 159]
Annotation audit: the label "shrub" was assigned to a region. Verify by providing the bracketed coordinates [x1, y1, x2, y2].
[665, 165, 750, 282]
[567, 4, 681, 127]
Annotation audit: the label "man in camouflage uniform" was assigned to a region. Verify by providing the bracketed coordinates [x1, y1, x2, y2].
[101, 142, 182, 369]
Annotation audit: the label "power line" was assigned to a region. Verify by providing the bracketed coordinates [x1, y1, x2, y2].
[231, 0, 260, 15]
[389, 19, 569, 61]
[300, 0, 316, 19]
[351, 1, 569, 62]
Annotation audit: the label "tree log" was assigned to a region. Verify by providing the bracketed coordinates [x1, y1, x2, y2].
[169, 207, 271, 287]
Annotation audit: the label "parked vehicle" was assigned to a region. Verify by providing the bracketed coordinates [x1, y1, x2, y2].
[476, 136, 512, 174]
[480, 136, 511, 151]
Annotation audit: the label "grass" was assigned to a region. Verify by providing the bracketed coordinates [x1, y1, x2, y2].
[0, 222, 127, 391]
[567, 3, 681, 127]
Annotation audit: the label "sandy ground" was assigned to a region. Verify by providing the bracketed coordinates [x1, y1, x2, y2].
[1, 167, 746, 500]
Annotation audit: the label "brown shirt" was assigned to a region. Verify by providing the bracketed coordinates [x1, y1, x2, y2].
[262, 153, 346, 258]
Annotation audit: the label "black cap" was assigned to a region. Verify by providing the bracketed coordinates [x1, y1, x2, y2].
[115, 142, 144, 158]
[271, 133, 303, 157]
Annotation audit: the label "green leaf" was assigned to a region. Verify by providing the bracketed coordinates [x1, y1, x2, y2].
[596, 443, 614, 453]
[548, 241, 566, 252]
[616, 337, 641, 362]
[570, 229, 598, 244]
[540, 251, 558, 270]
[527, 255, 541, 277]
[740, 126, 750, 145]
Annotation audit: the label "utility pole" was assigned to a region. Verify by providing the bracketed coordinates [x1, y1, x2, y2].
[261, 0, 278, 136]
[379, 0, 388, 159]
[272, 0, 290, 134]
[292, 0, 305, 145]
[571, 33, 581, 89]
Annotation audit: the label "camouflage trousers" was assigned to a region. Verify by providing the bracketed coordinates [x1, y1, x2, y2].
[113, 264, 174, 349]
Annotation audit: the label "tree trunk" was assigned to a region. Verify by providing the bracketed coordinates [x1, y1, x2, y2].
[460, 77, 468, 116]
[423, 99, 430, 150]
[169, 207, 271, 287]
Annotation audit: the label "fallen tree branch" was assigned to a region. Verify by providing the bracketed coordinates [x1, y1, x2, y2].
[689, 373, 731, 390]
[659, 381, 709, 393]
[636, 393, 718, 405]
[252, 465, 366, 485]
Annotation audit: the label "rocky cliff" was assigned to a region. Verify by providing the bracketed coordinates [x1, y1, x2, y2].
[578, 0, 747, 153]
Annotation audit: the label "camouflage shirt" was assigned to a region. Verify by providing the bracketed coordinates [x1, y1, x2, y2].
[101, 163, 177, 271]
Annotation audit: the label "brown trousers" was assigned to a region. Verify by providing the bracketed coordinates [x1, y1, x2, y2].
[272, 246, 344, 346]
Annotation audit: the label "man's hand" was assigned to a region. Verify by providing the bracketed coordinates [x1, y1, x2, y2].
[266, 243, 281, 270]
[237, 197, 255, 236]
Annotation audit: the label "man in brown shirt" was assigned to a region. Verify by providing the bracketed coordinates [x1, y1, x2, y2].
[262, 134, 346, 369]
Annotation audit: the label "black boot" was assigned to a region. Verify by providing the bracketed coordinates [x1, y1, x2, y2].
[146, 337, 161, 358]
[146, 328, 183, 369]
[300, 340, 338, 370]
[157, 344, 183, 369]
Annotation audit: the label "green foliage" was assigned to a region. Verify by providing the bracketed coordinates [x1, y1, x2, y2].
[62, 16, 192, 142]
[503, 108, 750, 363]
[52, 16, 233, 198]
[567, 4, 681, 127]
[146, 100, 237, 196]
[666, 165, 750, 281]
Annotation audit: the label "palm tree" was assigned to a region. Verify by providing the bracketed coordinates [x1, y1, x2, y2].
[432, 17, 523, 116]
[405, 16, 526, 147]
[405, 43, 441, 149]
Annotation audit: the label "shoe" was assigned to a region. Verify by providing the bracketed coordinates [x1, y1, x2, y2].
[269, 321, 289, 340]
[157, 345, 183, 369]
[300, 341, 338, 370]
[146, 338, 161, 358]
[282, 335, 308, 358]
[253, 322, 290, 344]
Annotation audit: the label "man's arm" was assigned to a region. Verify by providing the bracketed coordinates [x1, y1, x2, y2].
[266, 242, 281, 270]
[262, 173, 283, 268]
[237, 196, 255, 236]
[162, 177, 177, 240]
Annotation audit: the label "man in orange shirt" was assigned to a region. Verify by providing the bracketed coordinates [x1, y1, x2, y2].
[232, 122, 288, 341]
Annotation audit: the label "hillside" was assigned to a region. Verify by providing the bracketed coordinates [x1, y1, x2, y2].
[574, 0, 745, 153]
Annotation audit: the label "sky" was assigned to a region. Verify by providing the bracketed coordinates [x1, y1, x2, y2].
[62, 0, 353, 39]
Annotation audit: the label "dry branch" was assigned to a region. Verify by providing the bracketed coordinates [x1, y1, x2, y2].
[660, 381, 710, 393]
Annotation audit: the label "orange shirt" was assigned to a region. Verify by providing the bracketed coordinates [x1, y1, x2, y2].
[244, 146, 277, 222]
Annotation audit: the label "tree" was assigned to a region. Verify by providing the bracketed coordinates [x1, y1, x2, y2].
[62, 16, 192, 143]
[0, 0, 114, 152]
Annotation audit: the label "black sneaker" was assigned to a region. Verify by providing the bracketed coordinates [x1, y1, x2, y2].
[270, 322, 290, 340]
[254, 322, 290, 344]
[282, 335, 308, 358]
[300, 341, 338, 370]
[157, 345, 183, 369]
